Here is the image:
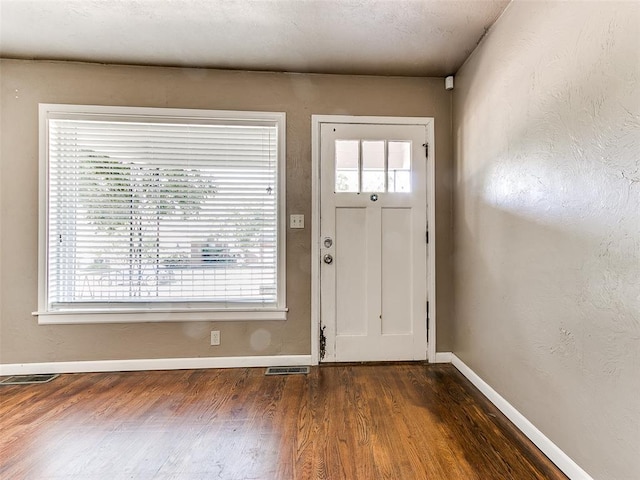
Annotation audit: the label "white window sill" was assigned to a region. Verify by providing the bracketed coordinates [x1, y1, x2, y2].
[33, 307, 288, 324]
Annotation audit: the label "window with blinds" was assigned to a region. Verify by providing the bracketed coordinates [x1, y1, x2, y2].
[38, 105, 286, 321]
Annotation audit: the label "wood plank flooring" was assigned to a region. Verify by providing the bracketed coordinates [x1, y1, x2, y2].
[0, 364, 567, 480]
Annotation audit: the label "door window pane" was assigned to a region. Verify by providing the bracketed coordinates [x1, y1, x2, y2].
[335, 140, 359, 192]
[335, 139, 412, 194]
[387, 141, 411, 192]
[362, 141, 385, 192]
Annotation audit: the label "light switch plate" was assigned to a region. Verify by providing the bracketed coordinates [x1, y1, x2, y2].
[290, 214, 304, 229]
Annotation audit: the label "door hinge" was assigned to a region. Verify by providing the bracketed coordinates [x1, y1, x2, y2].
[422, 142, 429, 159]
[319, 324, 327, 361]
[426, 230, 429, 244]
[426, 301, 430, 341]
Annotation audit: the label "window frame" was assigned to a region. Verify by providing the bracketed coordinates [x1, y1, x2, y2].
[35, 104, 287, 324]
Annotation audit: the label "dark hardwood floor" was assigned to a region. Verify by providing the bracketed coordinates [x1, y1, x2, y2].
[0, 363, 567, 480]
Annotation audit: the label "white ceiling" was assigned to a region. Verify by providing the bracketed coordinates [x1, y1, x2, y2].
[0, 0, 510, 77]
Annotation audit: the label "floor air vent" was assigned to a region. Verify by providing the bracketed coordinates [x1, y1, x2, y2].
[265, 366, 310, 376]
[0, 374, 59, 385]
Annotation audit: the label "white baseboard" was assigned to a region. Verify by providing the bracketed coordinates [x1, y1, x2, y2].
[0, 354, 312, 376]
[433, 352, 452, 363]
[1, 351, 591, 479]
[449, 353, 593, 480]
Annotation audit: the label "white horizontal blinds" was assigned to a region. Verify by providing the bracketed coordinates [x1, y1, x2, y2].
[48, 118, 278, 306]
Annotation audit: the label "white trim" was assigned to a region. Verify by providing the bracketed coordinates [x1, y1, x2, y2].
[450, 354, 594, 480]
[310, 115, 321, 365]
[276, 110, 288, 319]
[0, 350, 592, 480]
[0, 354, 312, 376]
[41, 103, 285, 124]
[425, 121, 436, 363]
[311, 115, 434, 127]
[434, 352, 452, 363]
[34, 308, 288, 324]
[311, 115, 436, 364]
[38, 104, 287, 322]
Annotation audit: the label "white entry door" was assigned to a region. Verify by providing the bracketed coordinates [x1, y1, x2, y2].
[320, 122, 428, 362]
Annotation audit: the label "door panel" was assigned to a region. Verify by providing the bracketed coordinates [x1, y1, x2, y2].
[335, 207, 367, 336]
[320, 122, 427, 362]
[381, 208, 412, 335]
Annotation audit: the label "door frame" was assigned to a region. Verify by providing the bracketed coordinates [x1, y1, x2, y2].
[311, 115, 436, 364]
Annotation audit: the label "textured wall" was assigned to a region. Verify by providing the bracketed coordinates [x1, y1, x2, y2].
[0, 60, 453, 363]
[453, 1, 639, 479]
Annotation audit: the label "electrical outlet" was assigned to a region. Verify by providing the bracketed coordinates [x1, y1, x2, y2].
[210, 330, 220, 346]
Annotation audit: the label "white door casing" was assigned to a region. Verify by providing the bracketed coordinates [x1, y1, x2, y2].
[314, 118, 434, 363]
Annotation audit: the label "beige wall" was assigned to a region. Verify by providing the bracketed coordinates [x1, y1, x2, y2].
[0, 60, 453, 363]
[453, 1, 639, 479]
